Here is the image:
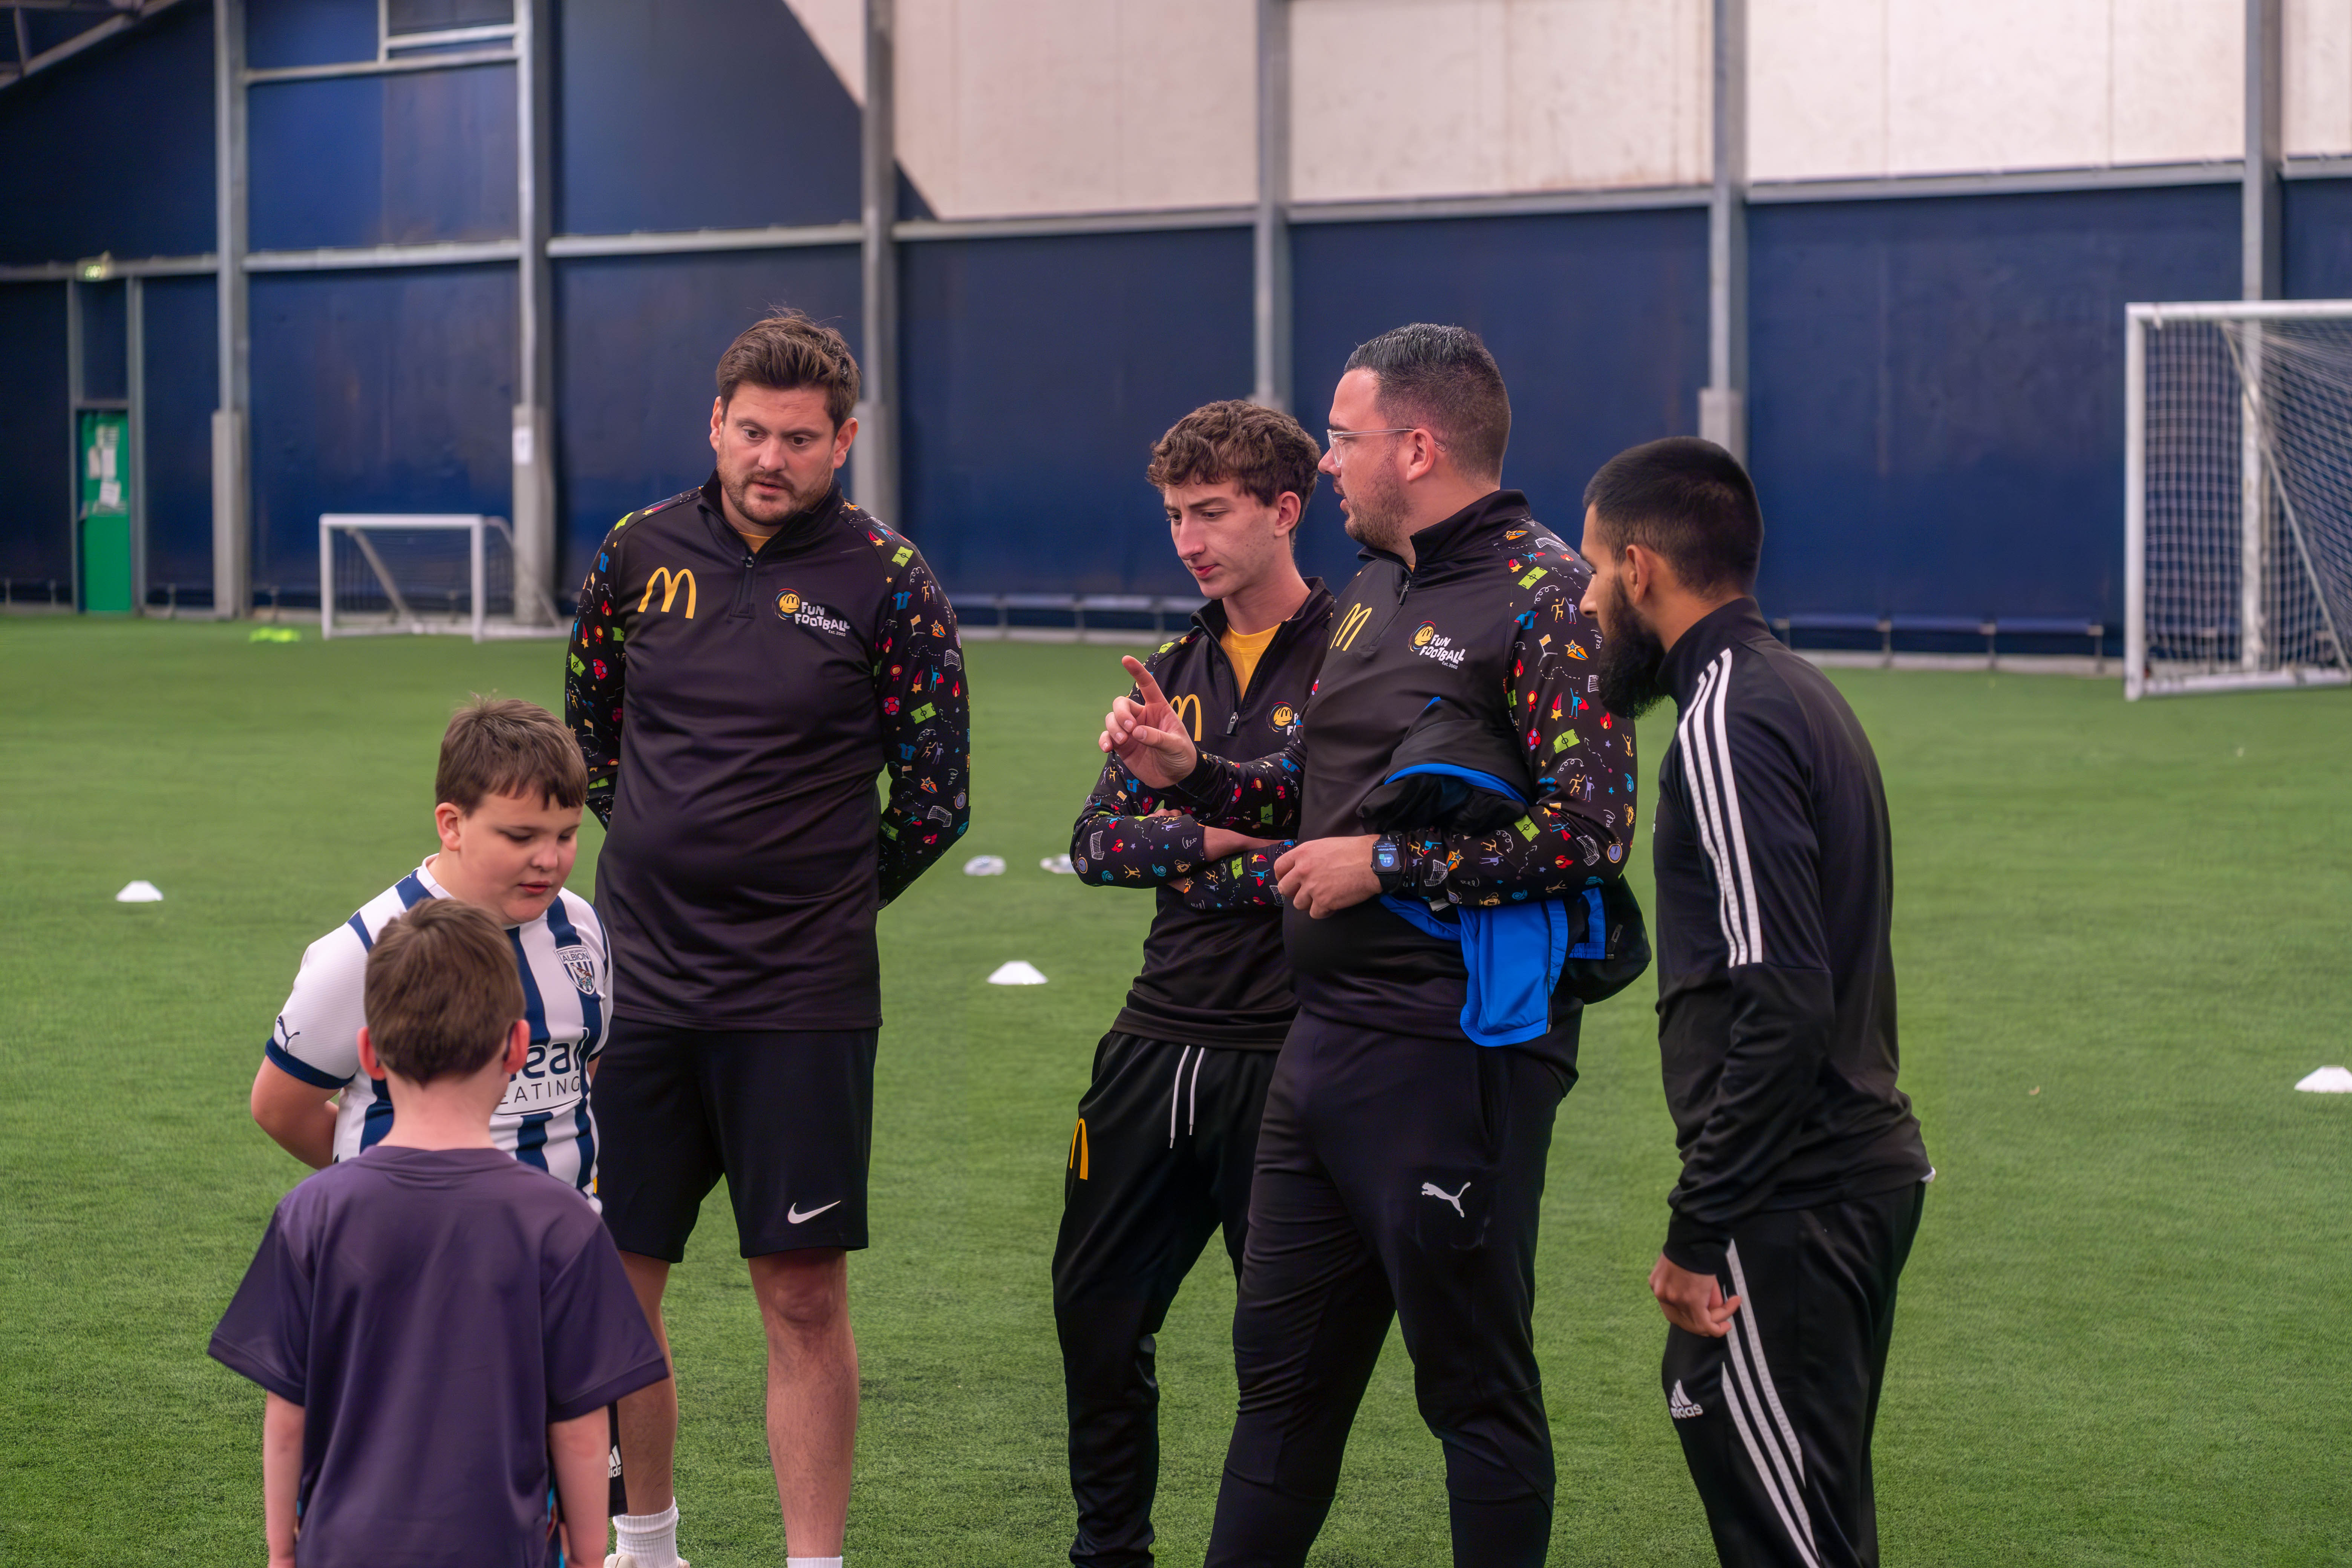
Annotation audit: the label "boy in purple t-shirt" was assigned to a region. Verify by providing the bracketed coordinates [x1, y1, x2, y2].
[211, 900, 669, 1568]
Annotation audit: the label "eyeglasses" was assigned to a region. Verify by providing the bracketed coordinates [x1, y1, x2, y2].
[1325, 427, 1418, 448]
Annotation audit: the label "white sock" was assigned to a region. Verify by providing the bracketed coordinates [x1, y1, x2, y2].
[614, 1502, 680, 1566]
[786, 1559, 843, 1568]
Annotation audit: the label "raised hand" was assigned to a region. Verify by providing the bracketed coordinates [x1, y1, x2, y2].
[1099, 655, 1200, 788]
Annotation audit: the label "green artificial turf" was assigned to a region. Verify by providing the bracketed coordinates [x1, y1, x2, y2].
[1, 618, 2345, 1564]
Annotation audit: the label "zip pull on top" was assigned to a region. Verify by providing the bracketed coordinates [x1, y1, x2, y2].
[1225, 709, 1240, 736]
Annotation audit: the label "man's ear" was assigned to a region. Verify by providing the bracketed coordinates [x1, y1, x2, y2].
[357, 1026, 382, 1083]
[1623, 542, 1669, 605]
[709, 395, 726, 454]
[1274, 491, 1302, 534]
[502, 1019, 531, 1076]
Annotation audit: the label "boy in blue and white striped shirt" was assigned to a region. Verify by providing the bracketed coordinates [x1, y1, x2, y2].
[249, 697, 611, 1203]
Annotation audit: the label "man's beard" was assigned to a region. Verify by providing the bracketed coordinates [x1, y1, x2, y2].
[721, 462, 826, 529]
[1338, 464, 1409, 553]
[1591, 574, 1672, 719]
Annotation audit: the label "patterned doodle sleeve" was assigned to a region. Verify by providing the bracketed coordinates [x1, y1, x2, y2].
[1163, 721, 1309, 838]
[866, 522, 971, 905]
[564, 516, 632, 829]
[1068, 735, 1292, 909]
[1396, 563, 1637, 905]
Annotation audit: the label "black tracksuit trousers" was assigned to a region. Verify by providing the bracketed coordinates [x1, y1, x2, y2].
[1204, 1013, 1566, 1568]
[1661, 1181, 1926, 1568]
[1054, 1031, 1279, 1568]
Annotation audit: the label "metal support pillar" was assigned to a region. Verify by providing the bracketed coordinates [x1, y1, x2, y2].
[211, 0, 250, 618]
[853, 0, 900, 524]
[1252, 0, 1291, 413]
[128, 274, 147, 611]
[2240, 0, 2281, 668]
[1699, 0, 1748, 463]
[511, 0, 556, 623]
[66, 277, 83, 610]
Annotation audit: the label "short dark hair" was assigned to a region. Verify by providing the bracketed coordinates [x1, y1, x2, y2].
[436, 696, 588, 814]
[1341, 323, 1511, 481]
[364, 900, 525, 1084]
[1145, 400, 1321, 512]
[715, 310, 861, 427]
[1582, 437, 1764, 595]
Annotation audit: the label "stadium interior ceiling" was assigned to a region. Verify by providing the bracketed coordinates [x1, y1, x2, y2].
[6, 0, 2352, 650]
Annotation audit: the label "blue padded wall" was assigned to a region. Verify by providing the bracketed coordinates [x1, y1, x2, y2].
[247, 266, 517, 595]
[1291, 207, 1709, 589]
[0, 286, 70, 589]
[79, 281, 129, 401]
[899, 227, 1254, 596]
[250, 66, 518, 250]
[2284, 178, 2352, 299]
[551, 248, 861, 587]
[556, 0, 861, 236]
[1748, 184, 2239, 626]
[0, 2, 213, 265]
[142, 276, 220, 599]
[247, 0, 377, 71]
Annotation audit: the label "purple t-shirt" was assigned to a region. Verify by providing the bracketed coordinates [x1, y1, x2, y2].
[210, 1146, 668, 1567]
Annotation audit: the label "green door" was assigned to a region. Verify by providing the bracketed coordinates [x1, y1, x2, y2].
[77, 410, 133, 614]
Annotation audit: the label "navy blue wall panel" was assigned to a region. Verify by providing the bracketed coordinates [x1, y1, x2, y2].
[247, 0, 378, 70]
[248, 266, 516, 594]
[899, 228, 1254, 596]
[80, 281, 129, 401]
[2284, 178, 2352, 299]
[250, 66, 518, 250]
[557, 0, 860, 235]
[0, 286, 71, 589]
[1749, 185, 2238, 625]
[142, 275, 221, 597]
[552, 248, 861, 586]
[1291, 208, 1708, 590]
[0, 3, 214, 265]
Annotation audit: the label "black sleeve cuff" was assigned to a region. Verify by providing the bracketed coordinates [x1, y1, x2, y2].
[1662, 1209, 1731, 1273]
[1173, 752, 1222, 800]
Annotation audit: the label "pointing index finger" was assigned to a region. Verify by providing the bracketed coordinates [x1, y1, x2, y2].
[1122, 655, 1170, 709]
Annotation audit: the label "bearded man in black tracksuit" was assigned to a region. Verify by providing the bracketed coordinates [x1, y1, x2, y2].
[1055, 401, 1333, 1568]
[1576, 437, 1932, 1568]
[1101, 326, 1641, 1568]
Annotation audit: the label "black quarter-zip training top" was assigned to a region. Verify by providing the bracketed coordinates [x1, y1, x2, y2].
[564, 476, 969, 1031]
[1170, 490, 1636, 1072]
[1069, 583, 1335, 1050]
[1651, 597, 1930, 1266]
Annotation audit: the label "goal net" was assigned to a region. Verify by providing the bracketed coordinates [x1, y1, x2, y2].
[318, 514, 564, 642]
[2127, 301, 2352, 698]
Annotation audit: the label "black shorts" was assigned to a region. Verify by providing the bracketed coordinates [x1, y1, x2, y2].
[593, 1018, 877, 1261]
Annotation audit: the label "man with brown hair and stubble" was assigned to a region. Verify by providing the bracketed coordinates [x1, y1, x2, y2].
[1056, 400, 1332, 1567]
[565, 310, 970, 1568]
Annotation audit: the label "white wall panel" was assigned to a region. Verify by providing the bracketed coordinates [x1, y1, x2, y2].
[1752, 0, 2240, 183]
[2285, 0, 2352, 156]
[786, 0, 865, 104]
[1288, 0, 1708, 204]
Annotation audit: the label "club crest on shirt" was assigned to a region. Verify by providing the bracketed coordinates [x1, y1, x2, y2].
[554, 943, 599, 995]
[1411, 622, 1467, 668]
[776, 592, 853, 635]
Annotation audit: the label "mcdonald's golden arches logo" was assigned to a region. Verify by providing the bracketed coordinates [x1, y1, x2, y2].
[639, 567, 696, 619]
[1068, 1117, 1089, 1179]
[1332, 602, 1374, 650]
[1170, 692, 1204, 740]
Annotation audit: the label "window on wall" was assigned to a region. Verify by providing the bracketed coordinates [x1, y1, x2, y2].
[385, 0, 515, 41]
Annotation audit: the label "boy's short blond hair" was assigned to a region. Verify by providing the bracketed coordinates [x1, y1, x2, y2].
[363, 900, 525, 1083]
[435, 696, 587, 813]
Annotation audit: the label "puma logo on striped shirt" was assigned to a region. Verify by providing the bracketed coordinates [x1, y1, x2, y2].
[1678, 648, 1765, 968]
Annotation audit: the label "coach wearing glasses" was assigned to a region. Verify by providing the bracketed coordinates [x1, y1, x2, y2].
[1102, 323, 1641, 1567]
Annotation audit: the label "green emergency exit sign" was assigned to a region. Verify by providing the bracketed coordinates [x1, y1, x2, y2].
[78, 410, 132, 614]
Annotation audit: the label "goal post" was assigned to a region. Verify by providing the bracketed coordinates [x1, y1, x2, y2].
[2126, 300, 2352, 698]
[318, 514, 565, 642]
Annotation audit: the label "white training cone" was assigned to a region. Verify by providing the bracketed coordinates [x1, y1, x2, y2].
[987, 960, 1047, 986]
[115, 880, 164, 903]
[2293, 1065, 2352, 1093]
[1040, 854, 1075, 874]
[963, 854, 1007, 876]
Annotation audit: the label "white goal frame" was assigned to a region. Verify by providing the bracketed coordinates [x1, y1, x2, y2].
[318, 514, 564, 642]
[2125, 299, 2352, 699]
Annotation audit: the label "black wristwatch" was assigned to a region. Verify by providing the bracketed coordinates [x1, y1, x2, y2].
[1370, 834, 1408, 894]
